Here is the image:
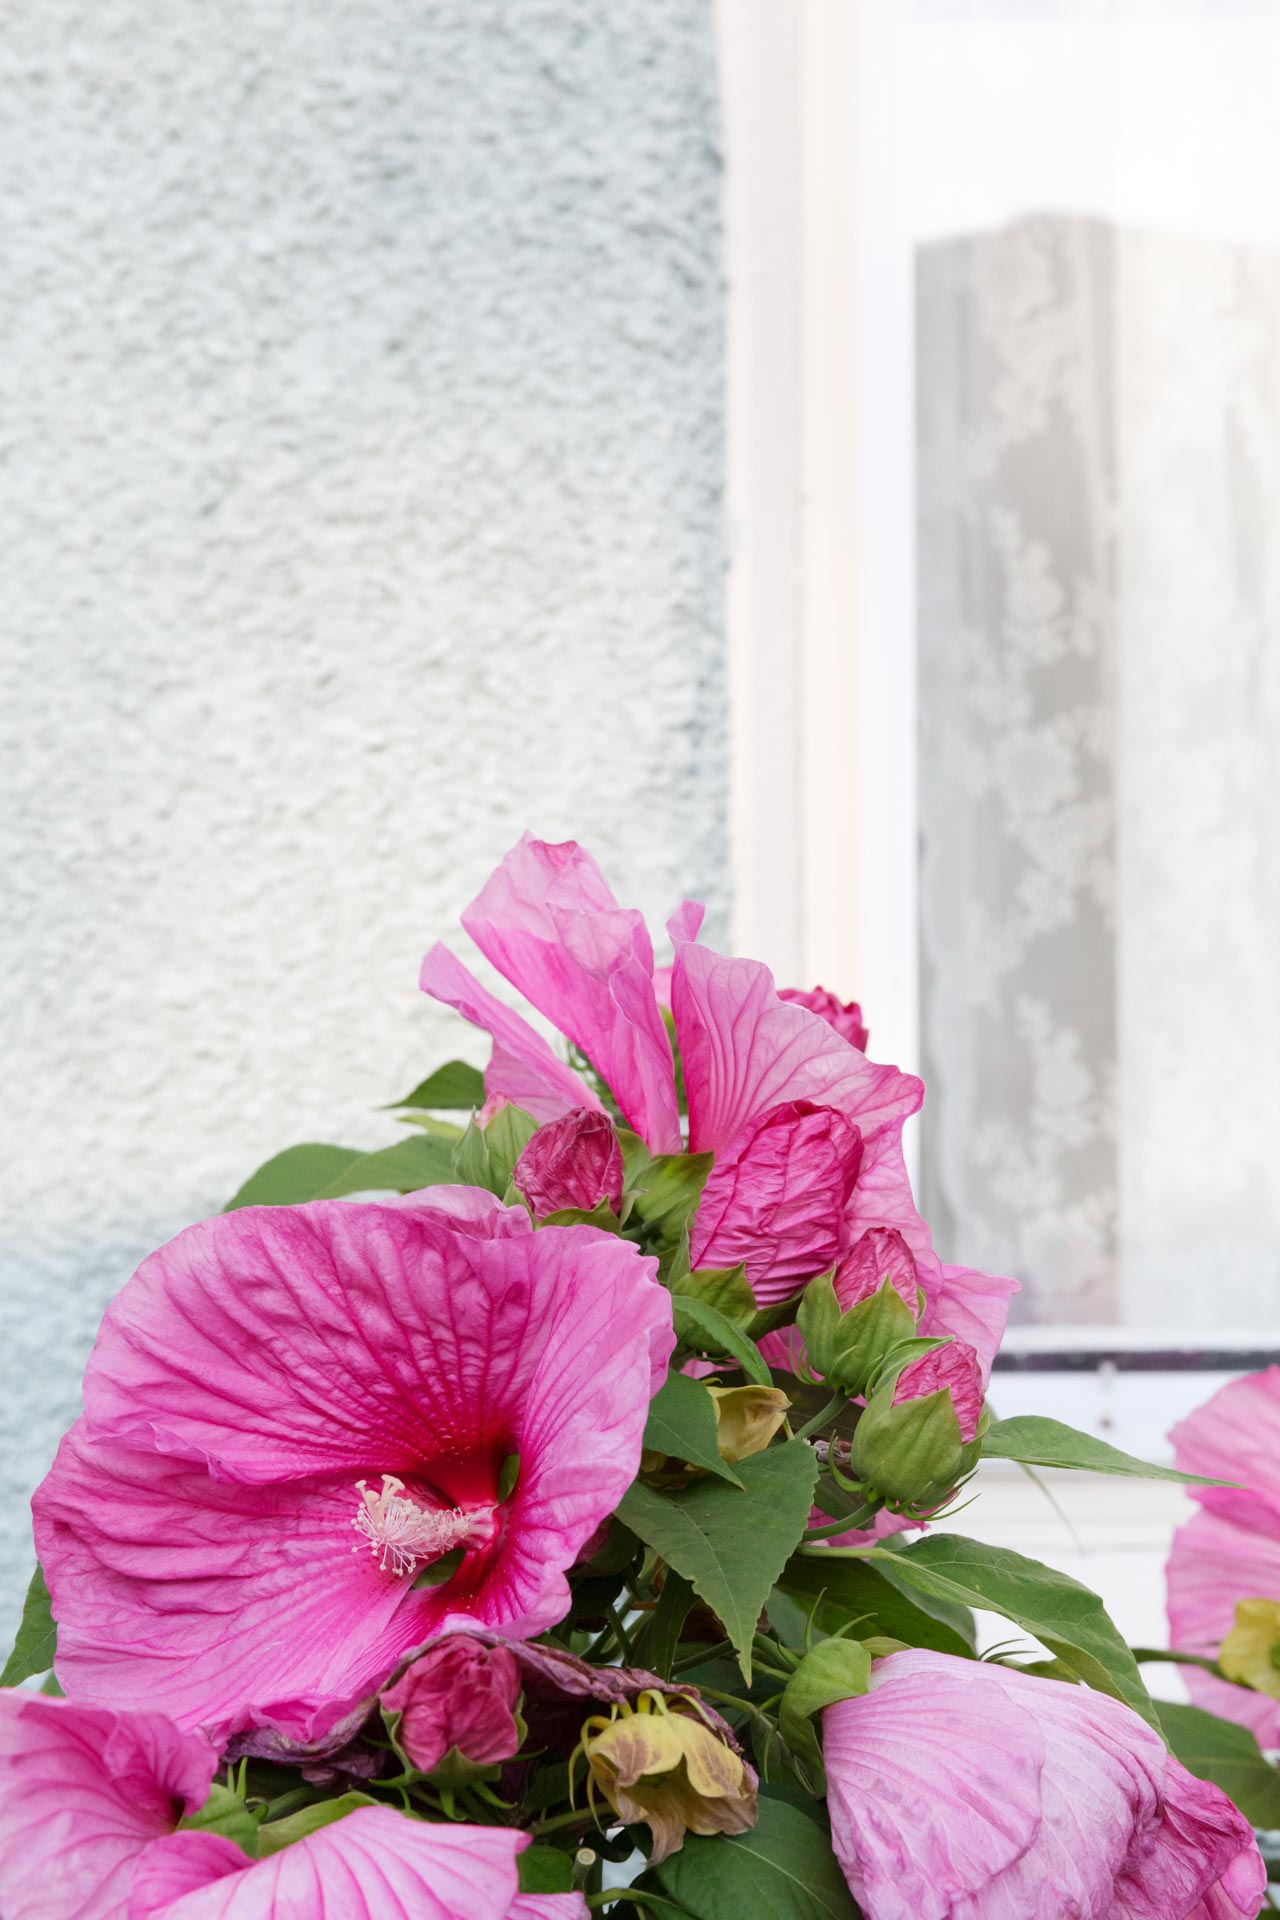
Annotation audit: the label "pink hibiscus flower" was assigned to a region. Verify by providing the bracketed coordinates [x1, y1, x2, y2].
[34, 1195, 673, 1745]
[421, 834, 1015, 1346]
[1168, 1367, 1280, 1743]
[822, 1650, 1265, 1920]
[0, 1690, 583, 1920]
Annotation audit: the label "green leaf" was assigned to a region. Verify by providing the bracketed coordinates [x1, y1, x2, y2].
[982, 1416, 1226, 1485]
[658, 1795, 859, 1920]
[672, 1296, 771, 1388]
[636, 1569, 697, 1679]
[631, 1153, 715, 1240]
[225, 1143, 365, 1210]
[618, 1442, 818, 1682]
[384, 1060, 486, 1111]
[774, 1555, 975, 1658]
[1158, 1700, 1280, 1827]
[317, 1133, 456, 1198]
[643, 1373, 744, 1487]
[676, 1263, 757, 1330]
[258, 1792, 376, 1855]
[1, 1565, 56, 1686]
[517, 1846, 576, 1894]
[873, 1534, 1158, 1727]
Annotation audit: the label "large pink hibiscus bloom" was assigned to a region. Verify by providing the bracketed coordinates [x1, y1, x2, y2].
[822, 1650, 1265, 1920]
[421, 834, 1016, 1350]
[34, 1194, 672, 1744]
[1168, 1367, 1280, 1743]
[0, 1690, 583, 1920]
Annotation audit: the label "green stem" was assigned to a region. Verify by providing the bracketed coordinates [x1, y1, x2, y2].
[603, 1598, 637, 1664]
[532, 1805, 599, 1838]
[803, 1504, 880, 1541]
[791, 1394, 846, 1446]
[670, 1638, 732, 1675]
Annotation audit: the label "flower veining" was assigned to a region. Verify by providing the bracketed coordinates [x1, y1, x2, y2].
[352, 1475, 493, 1579]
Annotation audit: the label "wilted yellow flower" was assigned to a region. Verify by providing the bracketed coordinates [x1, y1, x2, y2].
[707, 1385, 790, 1465]
[1220, 1597, 1280, 1699]
[578, 1690, 757, 1862]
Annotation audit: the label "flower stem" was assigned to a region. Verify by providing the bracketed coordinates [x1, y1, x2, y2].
[791, 1394, 846, 1446]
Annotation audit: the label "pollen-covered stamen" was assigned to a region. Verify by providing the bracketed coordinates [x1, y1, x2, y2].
[352, 1475, 495, 1579]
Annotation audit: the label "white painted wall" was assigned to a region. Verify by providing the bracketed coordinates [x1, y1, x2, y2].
[0, 0, 727, 1622]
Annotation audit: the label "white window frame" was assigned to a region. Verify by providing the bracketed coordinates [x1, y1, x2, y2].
[714, 0, 1267, 1457]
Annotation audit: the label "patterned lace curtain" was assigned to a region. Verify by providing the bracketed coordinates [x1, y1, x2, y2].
[917, 215, 1280, 1331]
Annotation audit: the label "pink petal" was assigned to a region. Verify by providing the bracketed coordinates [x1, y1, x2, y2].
[928, 1264, 1018, 1388]
[508, 1900, 589, 1918]
[130, 1834, 250, 1914]
[689, 1100, 864, 1304]
[777, 985, 869, 1052]
[823, 1650, 1263, 1920]
[1170, 1369, 1280, 1531]
[419, 943, 601, 1126]
[461, 835, 680, 1153]
[0, 1691, 218, 1920]
[514, 1110, 625, 1217]
[36, 1206, 673, 1743]
[665, 900, 706, 948]
[670, 940, 921, 1155]
[129, 1811, 522, 1919]
[381, 1636, 523, 1773]
[383, 1187, 534, 1236]
[1167, 1506, 1280, 1745]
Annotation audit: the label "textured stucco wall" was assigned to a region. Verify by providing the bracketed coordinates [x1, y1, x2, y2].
[0, 1, 726, 1624]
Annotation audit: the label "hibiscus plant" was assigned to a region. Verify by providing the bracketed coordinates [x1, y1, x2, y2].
[2, 834, 1277, 1918]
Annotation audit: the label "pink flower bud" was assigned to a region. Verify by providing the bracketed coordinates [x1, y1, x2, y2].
[778, 985, 868, 1052]
[380, 1636, 522, 1775]
[833, 1228, 920, 1317]
[690, 1100, 864, 1304]
[892, 1340, 984, 1445]
[513, 1108, 625, 1216]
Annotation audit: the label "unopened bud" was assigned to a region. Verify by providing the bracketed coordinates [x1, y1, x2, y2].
[514, 1109, 624, 1217]
[707, 1385, 791, 1465]
[850, 1339, 985, 1508]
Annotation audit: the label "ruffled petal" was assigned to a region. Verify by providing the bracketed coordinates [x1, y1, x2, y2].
[670, 941, 921, 1155]
[129, 1811, 521, 1919]
[1170, 1369, 1280, 1531]
[689, 1100, 864, 1303]
[36, 1208, 673, 1742]
[1167, 1506, 1280, 1744]
[508, 1899, 589, 1919]
[461, 835, 680, 1153]
[0, 1691, 218, 1920]
[419, 943, 600, 1125]
[823, 1651, 1263, 1920]
[384, 1186, 534, 1236]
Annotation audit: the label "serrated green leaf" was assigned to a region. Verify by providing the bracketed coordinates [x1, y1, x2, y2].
[643, 1373, 743, 1487]
[1158, 1700, 1280, 1827]
[517, 1846, 576, 1894]
[1, 1565, 56, 1686]
[317, 1133, 456, 1198]
[872, 1534, 1158, 1726]
[618, 1443, 818, 1682]
[658, 1795, 859, 1920]
[384, 1060, 486, 1111]
[774, 1555, 975, 1658]
[225, 1143, 365, 1211]
[982, 1416, 1225, 1486]
[672, 1296, 771, 1388]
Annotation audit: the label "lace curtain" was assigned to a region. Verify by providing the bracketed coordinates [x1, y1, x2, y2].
[917, 215, 1280, 1331]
